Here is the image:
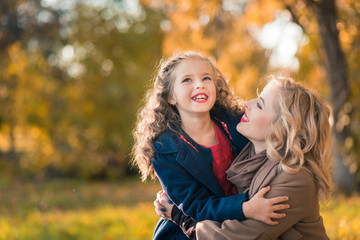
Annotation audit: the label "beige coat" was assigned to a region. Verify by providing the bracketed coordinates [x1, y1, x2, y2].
[196, 146, 329, 240]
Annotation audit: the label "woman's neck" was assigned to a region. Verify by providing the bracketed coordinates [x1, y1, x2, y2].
[181, 113, 216, 147]
[251, 141, 267, 154]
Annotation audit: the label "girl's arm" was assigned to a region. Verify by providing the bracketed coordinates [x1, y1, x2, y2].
[153, 151, 247, 222]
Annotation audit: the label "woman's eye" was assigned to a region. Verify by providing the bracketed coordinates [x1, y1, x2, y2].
[257, 102, 262, 109]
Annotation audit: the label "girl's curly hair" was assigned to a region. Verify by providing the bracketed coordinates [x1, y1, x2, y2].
[132, 51, 242, 181]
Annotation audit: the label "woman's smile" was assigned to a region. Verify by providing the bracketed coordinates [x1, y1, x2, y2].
[241, 112, 249, 123]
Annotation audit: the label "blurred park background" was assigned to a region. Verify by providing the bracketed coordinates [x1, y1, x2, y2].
[0, 0, 360, 239]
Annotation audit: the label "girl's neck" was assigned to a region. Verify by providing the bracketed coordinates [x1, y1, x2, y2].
[181, 113, 217, 147]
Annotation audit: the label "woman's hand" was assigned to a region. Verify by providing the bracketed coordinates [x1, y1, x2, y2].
[154, 190, 174, 219]
[242, 186, 290, 225]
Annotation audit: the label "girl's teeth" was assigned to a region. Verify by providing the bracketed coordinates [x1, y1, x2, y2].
[192, 94, 207, 100]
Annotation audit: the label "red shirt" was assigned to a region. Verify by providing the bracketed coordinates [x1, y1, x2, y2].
[203, 122, 237, 196]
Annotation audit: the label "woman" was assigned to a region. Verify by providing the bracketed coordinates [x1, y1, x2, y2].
[156, 76, 333, 239]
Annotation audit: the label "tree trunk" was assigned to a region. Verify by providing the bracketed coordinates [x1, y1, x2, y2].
[306, 0, 358, 192]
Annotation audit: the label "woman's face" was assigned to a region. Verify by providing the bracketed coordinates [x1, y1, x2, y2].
[236, 82, 278, 153]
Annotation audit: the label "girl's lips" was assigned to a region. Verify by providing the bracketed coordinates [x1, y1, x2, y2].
[240, 112, 249, 123]
[191, 93, 208, 102]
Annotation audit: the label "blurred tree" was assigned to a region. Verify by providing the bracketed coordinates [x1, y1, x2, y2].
[0, 0, 165, 179]
[1, 0, 359, 185]
[47, 1, 165, 178]
[284, 0, 358, 193]
[0, 0, 63, 171]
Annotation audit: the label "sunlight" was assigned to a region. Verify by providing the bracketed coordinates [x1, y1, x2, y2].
[249, 11, 307, 71]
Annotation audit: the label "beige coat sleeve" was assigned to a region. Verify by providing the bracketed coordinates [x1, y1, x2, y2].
[196, 170, 328, 240]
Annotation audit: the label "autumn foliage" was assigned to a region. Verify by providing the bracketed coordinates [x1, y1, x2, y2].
[0, 1, 359, 185]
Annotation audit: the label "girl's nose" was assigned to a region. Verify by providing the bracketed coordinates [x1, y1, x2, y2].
[196, 83, 205, 89]
[195, 79, 205, 89]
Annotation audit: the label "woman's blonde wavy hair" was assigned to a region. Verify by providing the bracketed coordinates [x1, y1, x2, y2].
[266, 76, 333, 201]
[132, 51, 242, 181]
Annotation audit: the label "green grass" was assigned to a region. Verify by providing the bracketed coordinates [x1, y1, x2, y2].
[0, 178, 359, 239]
[0, 178, 161, 240]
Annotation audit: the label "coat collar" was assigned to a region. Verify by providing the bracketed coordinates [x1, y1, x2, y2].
[176, 140, 226, 197]
[153, 116, 237, 198]
[227, 142, 280, 198]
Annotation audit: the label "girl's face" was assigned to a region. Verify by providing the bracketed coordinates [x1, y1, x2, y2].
[236, 82, 278, 153]
[168, 59, 217, 121]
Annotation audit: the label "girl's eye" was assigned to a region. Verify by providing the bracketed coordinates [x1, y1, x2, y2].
[257, 102, 263, 110]
[182, 78, 191, 83]
[203, 76, 211, 81]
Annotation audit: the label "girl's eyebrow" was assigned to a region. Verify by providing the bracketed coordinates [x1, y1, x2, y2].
[181, 74, 192, 78]
[201, 72, 212, 77]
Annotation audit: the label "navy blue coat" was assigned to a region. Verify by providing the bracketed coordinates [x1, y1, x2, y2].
[151, 107, 249, 240]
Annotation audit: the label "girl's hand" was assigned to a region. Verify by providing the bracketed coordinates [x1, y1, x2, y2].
[242, 186, 290, 225]
[154, 190, 174, 219]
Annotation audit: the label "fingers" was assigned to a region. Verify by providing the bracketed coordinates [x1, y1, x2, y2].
[156, 190, 164, 200]
[257, 187, 289, 204]
[263, 211, 287, 225]
[270, 212, 286, 219]
[268, 196, 289, 205]
[158, 192, 174, 206]
[264, 219, 279, 226]
[154, 199, 166, 218]
[272, 203, 290, 212]
[161, 191, 170, 201]
[255, 186, 271, 198]
[155, 190, 174, 219]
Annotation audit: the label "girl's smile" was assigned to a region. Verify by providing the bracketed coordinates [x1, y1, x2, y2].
[191, 93, 209, 102]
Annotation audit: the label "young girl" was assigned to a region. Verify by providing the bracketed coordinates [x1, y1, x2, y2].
[133, 52, 289, 240]
[156, 76, 333, 239]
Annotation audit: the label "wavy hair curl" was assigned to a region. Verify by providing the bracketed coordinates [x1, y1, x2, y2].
[132, 51, 242, 181]
[266, 76, 333, 201]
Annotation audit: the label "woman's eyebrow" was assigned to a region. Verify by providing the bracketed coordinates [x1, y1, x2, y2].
[260, 96, 265, 106]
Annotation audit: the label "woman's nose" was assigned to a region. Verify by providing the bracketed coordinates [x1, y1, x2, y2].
[245, 99, 256, 110]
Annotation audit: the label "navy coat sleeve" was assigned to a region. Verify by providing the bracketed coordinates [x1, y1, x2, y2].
[152, 150, 247, 222]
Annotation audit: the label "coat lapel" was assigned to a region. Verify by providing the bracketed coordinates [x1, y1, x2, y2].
[176, 142, 225, 198]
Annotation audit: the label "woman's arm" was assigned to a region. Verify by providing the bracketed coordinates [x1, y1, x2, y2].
[196, 170, 322, 240]
[154, 187, 289, 239]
